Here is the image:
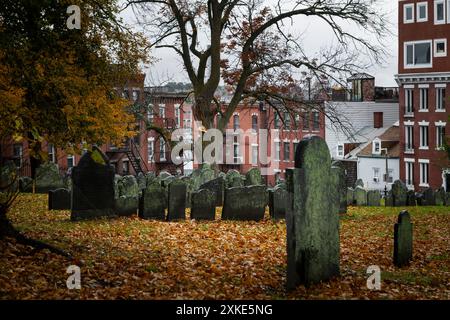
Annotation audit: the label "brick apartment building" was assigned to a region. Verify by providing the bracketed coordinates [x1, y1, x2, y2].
[396, 0, 450, 191]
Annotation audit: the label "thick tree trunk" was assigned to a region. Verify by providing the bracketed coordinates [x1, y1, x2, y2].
[0, 207, 72, 258]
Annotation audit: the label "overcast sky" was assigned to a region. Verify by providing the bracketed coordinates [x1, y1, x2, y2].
[122, 0, 399, 87]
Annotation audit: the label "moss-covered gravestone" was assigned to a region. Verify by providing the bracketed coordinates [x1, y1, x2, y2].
[287, 136, 340, 289]
[367, 190, 381, 207]
[139, 181, 166, 220]
[245, 168, 264, 186]
[222, 185, 266, 221]
[191, 189, 216, 220]
[225, 169, 244, 188]
[354, 186, 367, 206]
[269, 185, 288, 220]
[434, 187, 445, 206]
[391, 180, 408, 206]
[406, 190, 416, 206]
[19, 176, 33, 193]
[167, 180, 187, 221]
[346, 188, 354, 206]
[35, 162, 65, 194]
[394, 211, 413, 267]
[200, 177, 224, 206]
[71, 147, 115, 221]
[115, 175, 139, 216]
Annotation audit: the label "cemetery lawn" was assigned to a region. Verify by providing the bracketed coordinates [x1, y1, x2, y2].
[1, 194, 449, 300]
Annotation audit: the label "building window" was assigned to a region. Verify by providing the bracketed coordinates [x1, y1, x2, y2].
[160, 141, 166, 161]
[175, 106, 181, 128]
[284, 112, 291, 130]
[293, 142, 299, 156]
[434, 39, 447, 57]
[434, 0, 446, 24]
[405, 125, 414, 151]
[274, 112, 280, 129]
[405, 89, 414, 115]
[48, 144, 56, 163]
[274, 142, 281, 161]
[436, 87, 446, 110]
[419, 88, 429, 111]
[132, 90, 140, 102]
[352, 80, 363, 101]
[404, 41, 432, 68]
[436, 125, 446, 149]
[303, 111, 310, 130]
[384, 169, 394, 183]
[251, 145, 258, 166]
[252, 115, 258, 132]
[312, 112, 320, 131]
[404, 3, 415, 23]
[373, 167, 380, 183]
[419, 160, 429, 186]
[337, 144, 344, 158]
[159, 104, 165, 118]
[123, 160, 130, 175]
[417, 2, 428, 22]
[373, 139, 381, 155]
[12, 144, 23, 168]
[233, 144, 240, 164]
[147, 104, 154, 123]
[419, 125, 429, 149]
[374, 112, 383, 128]
[405, 161, 414, 187]
[283, 142, 290, 162]
[67, 155, 75, 169]
[148, 138, 154, 162]
[233, 114, 240, 130]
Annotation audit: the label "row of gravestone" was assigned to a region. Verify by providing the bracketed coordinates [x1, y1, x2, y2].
[347, 180, 450, 207]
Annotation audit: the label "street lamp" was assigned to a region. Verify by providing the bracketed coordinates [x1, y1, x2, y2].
[381, 147, 389, 197]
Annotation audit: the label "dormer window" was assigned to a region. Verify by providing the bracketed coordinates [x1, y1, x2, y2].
[372, 138, 381, 155]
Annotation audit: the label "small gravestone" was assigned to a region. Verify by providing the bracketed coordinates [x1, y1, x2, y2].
[191, 189, 216, 220]
[114, 175, 139, 216]
[418, 187, 435, 206]
[225, 169, 244, 188]
[200, 177, 224, 207]
[288, 136, 340, 288]
[346, 188, 354, 206]
[222, 185, 266, 221]
[406, 190, 416, 206]
[332, 162, 347, 213]
[391, 180, 407, 206]
[19, 176, 33, 193]
[35, 162, 65, 194]
[181, 176, 194, 208]
[354, 186, 367, 206]
[167, 180, 187, 221]
[48, 188, 71, 210]
[354, 179, 364, 188]
[385, 190, 393, 206]
[367, 190, 381, 207]
[394, 210, 413, 267]
[245, 168, 264, 186]
[71, 148, 115, 220]
[434, 187, 445, 206]
[269, 186, 288, 220]
[139, 181, 166, 220]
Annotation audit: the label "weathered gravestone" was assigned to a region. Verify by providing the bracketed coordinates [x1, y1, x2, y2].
[225, 169, 244, 188]
[167, 180, 187, 221]
[417, 187, 435, 206]
[35, 162, 65, 194]
[367, 190, 381, 207]
[346, 188, 354, 206]
[136, 172, 147, 191]
[191, 189, 216, 221]
[287, 136, 340, 289]
[434, 187, 445, 206]
[139, 181, 166, 220]
[332, 162, 347, 213]
[406, 190, 416, 206]
[48, 188, 71, 210]
[115, 175, 139, 216]
[391, 180, 408, 206]
[385, 190, 394, 207]
[354, 186, 367, 206]
[71, 147, 116, 221]
[19, 176, 33, 193]
[285, 169, 298, 289]
[222, 185, 266, 221]
[245, 168, 264, 186]
[269, 185, 288, 220]
[200, 177, 224, 207]
[394, 210, 413, 267]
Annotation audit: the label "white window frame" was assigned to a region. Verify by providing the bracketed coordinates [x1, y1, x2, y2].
[419, 88, 429, 111]
[274, 142, 281, 161]
[405, 159, 415, 188]
[373, 167, 380, 183]
[404, 40, 433, 69]
[405, 88, 414, 115]
[419, 124, 429, 150]
[404, 3, 415, 23]
[251, 144, 258, 166]
[417, 2, 428, 22]
[67, 155, 75, 168]
[159, 104, 165, 118]
[174, 104, 181, 128]
[160, 141, 166, 161]
[405, 125, 414, 152]
[435, 122, 447, 149]
[147, 104, 154, 122]
[147, 138, 155, 163]
[434, 38, 447, 57]
[336, 144, 344, 158]
[434, 0, 446, 24]
[372, 138, 381, 155]
[419, 159, 430, 187]
[48, 144, 56, 163]
[448, 0, 450, 22]
[436, 86, 446, 111]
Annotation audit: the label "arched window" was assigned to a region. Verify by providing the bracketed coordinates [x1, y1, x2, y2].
[252, 115, 258, 131]
[233, 114, 240, 130]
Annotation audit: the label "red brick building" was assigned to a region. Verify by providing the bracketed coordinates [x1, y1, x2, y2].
[396, 0, 450, 191]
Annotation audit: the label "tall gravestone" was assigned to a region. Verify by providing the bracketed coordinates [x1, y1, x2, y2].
[354, 186, 367, 206]
[191, 189, 216, 220]
[71, 147, 115, 221]
[269, 185, 288, 220]
[167, 180, 187, 221]
[200, 177, 224, 207]
[285, 169, 299, 289]
[391, 180, 408, 206]
[222, 185, 266, 221]
[394, 210, 413, 267]
[287, 136, 340, 288]
[139, 181, 166, 220]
